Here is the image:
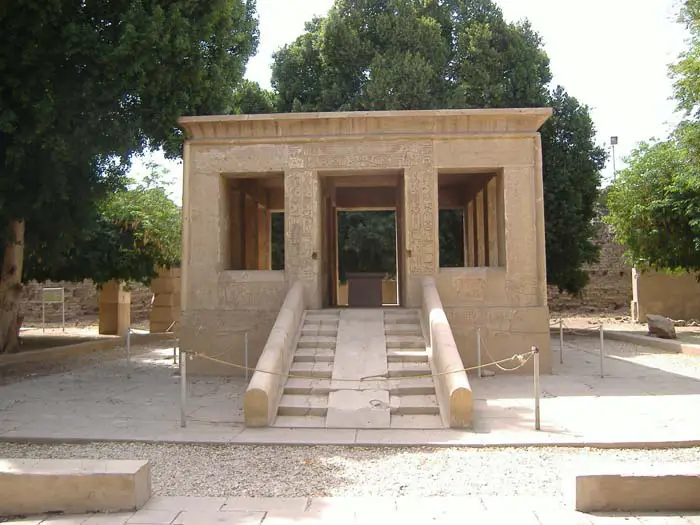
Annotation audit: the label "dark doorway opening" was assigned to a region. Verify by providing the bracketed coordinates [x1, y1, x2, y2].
[337, 210, 398, 307]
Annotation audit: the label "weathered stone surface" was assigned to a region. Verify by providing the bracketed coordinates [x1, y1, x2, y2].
[0, 459, 151, 515]
[647, 314, 677, 339]
[178, 109, 554, 386]
[326, 390, 391, 428]
[573, 463, 700, 512]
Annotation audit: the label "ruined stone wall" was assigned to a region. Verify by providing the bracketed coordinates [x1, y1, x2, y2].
[20, 280, 153, 325]
[547, 222, 632, 314]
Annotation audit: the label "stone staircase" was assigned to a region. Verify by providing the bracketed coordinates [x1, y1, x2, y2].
[274, 308, 442, 429]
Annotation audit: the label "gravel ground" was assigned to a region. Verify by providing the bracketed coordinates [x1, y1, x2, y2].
[1, 442, 699, 500]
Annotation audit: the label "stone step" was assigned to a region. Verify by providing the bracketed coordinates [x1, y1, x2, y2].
[293, 348, 335, 363]
[277, 394, 328, 417]
[272, 415, 327, 428]
[284, 378, 332, 395]
[384, 315, 420, 325]
[390, 394, 440, 415]
[386, 335, 425, 349]
[297, 336, 336, 349]
[301, 325, 338, 336]
[390, 377, 437, 395]
[385, 324, 422, 336]
[284, 377, 436, 395]
[390, 414, 444, 429]
[387, 349, 429, 363]
[304, 320, 340, 328]
[305, 311, 341, 323]
[290, 362, 333, 378]
[388, 362, 432, 378]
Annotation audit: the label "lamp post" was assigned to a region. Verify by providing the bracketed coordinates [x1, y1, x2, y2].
[610, 136, 618, 181]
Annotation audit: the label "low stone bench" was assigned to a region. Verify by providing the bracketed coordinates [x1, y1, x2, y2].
[573, 463, 700, 512]
[0, 459, 151, 516]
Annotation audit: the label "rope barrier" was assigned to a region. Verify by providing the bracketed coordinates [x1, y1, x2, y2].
[476, 333, 532, 372]
[180, 348, 536, 381]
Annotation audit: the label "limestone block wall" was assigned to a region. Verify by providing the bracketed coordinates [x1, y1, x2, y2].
[20, 280, 152, 325]
[432, 136, 551, 374]
[547, 222, 632, 313]
[633, 269, 700, 321]
[179, 270, 288, 376]
[179, 109, 553, 376]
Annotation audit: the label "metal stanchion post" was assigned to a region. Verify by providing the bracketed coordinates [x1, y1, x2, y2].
[476, 328, 482, 378]
[559, 319, 564, 365]
[180, 349, 187, 428]
[244, 332, 249, 381]
[125, 327, 131, 379]
[599, 324, 605, 378]
[533, 346, 541, 431]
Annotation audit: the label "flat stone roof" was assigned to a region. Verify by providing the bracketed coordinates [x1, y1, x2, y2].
[178, 107, 552, 142]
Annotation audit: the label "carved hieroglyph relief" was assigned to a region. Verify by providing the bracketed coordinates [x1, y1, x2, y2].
[285, 169, 322, 307]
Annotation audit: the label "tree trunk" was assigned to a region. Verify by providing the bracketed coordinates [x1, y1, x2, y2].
[0, 220, 25, 354]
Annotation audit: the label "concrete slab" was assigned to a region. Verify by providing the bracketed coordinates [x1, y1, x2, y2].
[326, 390, 390, 428]
[573, 463, 700, 512]
[332, 310, 387, 381]
[0, 459, 151, 515]
[3, 336, 700, 446]
[12, 497, 700, 524]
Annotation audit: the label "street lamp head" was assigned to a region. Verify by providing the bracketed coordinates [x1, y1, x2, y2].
[611, 136, 618, 145]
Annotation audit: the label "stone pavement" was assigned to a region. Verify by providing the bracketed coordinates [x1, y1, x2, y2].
[1, 335, 700, 446]
[5, 497, 700, 524]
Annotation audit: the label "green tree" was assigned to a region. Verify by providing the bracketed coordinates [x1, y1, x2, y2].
[541, 87, 606, 292]
[337, 211, 397, 282]
[232, 80, 278, 114]
[25, 165, 183, 287]
[271, 0, 605, 294]
[605, 132, 700, 276]
[0, 0, 258, 352]
[605, 0, 700, 278]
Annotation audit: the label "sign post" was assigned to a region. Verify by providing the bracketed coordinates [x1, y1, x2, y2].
[41, 287, 65, 333]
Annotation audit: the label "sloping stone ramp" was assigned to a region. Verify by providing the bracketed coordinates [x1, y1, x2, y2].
[274, 308, 442, 429]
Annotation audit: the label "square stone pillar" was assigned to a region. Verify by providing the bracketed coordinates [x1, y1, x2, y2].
[284, 169, 322, 308]
[243, 193, 259, 270]
[486, 177, 500, 267]
[150, 268, 181, 333]
[466, 200, 475, 267]
[258, 205, 271, 270]
[98, 280, 130, 336]
[403, 163, 438, 307]
[474, 189, 486, 267]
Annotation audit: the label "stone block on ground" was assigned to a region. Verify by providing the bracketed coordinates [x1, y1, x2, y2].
[647, 314, 677, 339]
[0, 458, 151, 515]
[572, 463, 700, 512]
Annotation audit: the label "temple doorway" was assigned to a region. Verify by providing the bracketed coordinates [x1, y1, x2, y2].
[320, 171, 405, 308]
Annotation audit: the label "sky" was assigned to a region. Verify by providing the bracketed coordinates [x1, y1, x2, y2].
[132, 0, 689, 205]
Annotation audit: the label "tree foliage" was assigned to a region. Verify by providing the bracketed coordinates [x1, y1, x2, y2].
[232, 80, 278, 114]
[337, 211, 397, 282]
[606, 0, 700, 278]
[606, 131, 700, 277]
[0, 0, 258, 352]
[25, 163, 182, 287]
[271, 0, 605, 294]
